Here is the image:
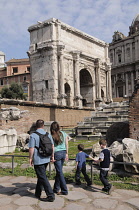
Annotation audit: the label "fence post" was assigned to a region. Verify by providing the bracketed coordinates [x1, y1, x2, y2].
[91, 161, 93, 184]
[12, 156, 14, 175]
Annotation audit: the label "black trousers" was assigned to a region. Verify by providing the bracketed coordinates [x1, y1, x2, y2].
[100, 169, 111, 190]
[75, 166, 91, 184]
[34, 163, 55, 198]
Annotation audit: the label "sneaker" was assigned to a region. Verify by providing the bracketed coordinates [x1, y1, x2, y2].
[35, 193, 41, 199]
[75, 182, 81, 185]
[57, 192, 68, 195]
[53, 190, 58, 194]
[107, 184, 113, 195]
[101, 188, 107, 192]
[87, 182, 92, 186]
[41, 196, 55, 202]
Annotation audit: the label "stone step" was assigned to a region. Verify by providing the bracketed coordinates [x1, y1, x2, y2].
[101, 105, 129, 112]
[78, 119, 128, 128]
[84, 114, 128, 122]
[94, 110, 128, 117]
[94, 126, 109, 133]
[92, 115, 128, 122]
[76, 135, 102, 141]
[76, 101, 129, 138]
[77, 127, 94, 135]
[77, 126, 109, 135]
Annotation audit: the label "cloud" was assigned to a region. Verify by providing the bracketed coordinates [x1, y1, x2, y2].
[0, 0, 139, 60]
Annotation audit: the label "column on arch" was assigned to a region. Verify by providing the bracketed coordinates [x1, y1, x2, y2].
[95, 58, 101, 100]
[106, 64, 112, 102]
[92, 66, 96, 109]
[72, 51, 81, 98]
[125, 72, 129, 96]
[58, 45, 65, 96]
[131, 71, 134, 94]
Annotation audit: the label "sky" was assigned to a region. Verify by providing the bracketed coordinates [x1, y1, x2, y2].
[0, 0, 139, 61]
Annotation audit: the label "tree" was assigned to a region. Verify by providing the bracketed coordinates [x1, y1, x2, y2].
[0, 82, 26, 100]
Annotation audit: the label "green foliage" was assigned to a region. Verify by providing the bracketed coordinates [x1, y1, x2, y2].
[0, 82, 26, 100]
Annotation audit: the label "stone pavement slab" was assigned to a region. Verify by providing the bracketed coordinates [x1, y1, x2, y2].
[0, 176, 138, 210]
[63, 203, 86, 210]
[63, 190, 88, 201]
[125, 198, 139, 209]
[115, 204, 134, 210]
[92, 198, 118, 209]
[39, 196, 65, 209]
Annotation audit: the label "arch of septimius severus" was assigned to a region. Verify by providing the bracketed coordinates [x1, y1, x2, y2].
[27, 18, 112, 109]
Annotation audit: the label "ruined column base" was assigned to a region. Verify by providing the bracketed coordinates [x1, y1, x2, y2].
[74, 95, 83, 108]
[57, 94, 67, 106]
[95, 98, 102, 107]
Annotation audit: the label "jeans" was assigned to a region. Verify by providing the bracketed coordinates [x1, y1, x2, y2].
[100, 169, 111, 190]
[53, 150, 68, 194]
[34, 163, 55, 198]
[75, 166, 91, 185]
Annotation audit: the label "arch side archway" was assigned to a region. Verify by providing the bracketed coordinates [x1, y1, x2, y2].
[80, 69, 94, 107]
[64, 82, 71, 106]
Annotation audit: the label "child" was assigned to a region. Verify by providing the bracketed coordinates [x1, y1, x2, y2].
[94, 139, 112, 194]
[75, 144, 94, 186]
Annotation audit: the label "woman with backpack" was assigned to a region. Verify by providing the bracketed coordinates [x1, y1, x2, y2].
[50, 121, 68, 195]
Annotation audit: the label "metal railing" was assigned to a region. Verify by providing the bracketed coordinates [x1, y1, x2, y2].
[0, 155, 139, 182]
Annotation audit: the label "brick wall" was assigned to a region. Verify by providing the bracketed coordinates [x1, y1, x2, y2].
[129, 84, 139, 139]
[0, 100, 92, 134]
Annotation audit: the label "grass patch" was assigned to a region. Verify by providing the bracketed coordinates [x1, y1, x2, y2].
[68, 139, 98, 159]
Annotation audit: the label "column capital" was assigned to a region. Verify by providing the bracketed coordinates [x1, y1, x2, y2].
[107, 64, 111, 71]
[94, 58, 101, 67]
[105, 43, 109, 48]
[57, 45, 65, 55]
[71, 51, 81, 60]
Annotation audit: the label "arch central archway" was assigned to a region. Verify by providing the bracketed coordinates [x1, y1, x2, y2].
[80, 69, 93, 107]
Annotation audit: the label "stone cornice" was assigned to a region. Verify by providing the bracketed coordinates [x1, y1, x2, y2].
[60, 22, 106, 47]
[28, 18, 56, 32]
[0, 99, 94, 110]
[112, 60, 139, 69]
[28, 18, 107, 47]
[80, 53, 96, 62]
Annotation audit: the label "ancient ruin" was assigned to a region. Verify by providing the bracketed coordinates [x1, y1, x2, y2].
[0, 128, 17, 155]
[28, 18, 112, 108]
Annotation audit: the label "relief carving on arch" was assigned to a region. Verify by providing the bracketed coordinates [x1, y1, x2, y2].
[101, 70, 106, 86]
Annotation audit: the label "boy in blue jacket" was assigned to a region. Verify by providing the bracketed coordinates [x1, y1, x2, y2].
[75, 144, 93, 186]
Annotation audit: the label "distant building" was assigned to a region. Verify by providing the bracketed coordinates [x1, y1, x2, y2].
[0, 58, 31, 100]
[0, 51, 5, 68]
[109, 14, 139, 98]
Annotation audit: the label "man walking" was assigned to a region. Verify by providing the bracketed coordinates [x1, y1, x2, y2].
[29, 119, 55, 202]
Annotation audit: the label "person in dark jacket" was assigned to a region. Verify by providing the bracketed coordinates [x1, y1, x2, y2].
[75, 144, 93, 186]
[94, 139, 112, 194]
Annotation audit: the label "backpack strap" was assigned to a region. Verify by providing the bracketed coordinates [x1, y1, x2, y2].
[34, 131, 48, 136]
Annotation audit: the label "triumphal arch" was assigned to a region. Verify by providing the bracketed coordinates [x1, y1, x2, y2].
[28, 18, 112, 108]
